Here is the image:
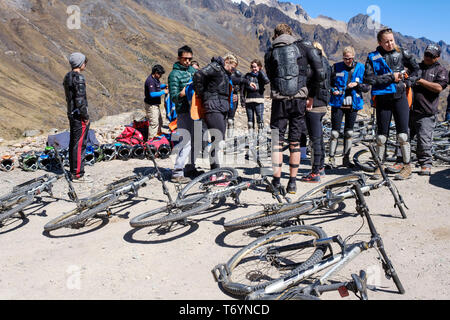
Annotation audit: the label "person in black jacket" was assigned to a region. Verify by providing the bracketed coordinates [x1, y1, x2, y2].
[243, 59, 270, 135]
[264, 24, 325, 194]
[301, 42, 332, 183]
[63, 52, 92, 183]
[410, 44, 449, 176]
[446, 71, 450, 122]
[364, 28, 420, 181]
[194, 54, 256, 170]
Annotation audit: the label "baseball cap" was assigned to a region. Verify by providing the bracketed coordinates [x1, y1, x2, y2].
[425, 44, 441, 58]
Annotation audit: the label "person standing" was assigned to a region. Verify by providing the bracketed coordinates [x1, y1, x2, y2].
[301, 42, 332, 183]
[264, 24, 325, 194]
[63, 52, 92, 183]
[144, 64, 168, 139]
[329, 46, 370, 169]
[243, 59, 270, 135]
[364, 28, 420, 181]
[410, 44, 448, 176]
[446, 72, 450, 122]
[168, 45, 201, 183]
[194, 54, 255, 170]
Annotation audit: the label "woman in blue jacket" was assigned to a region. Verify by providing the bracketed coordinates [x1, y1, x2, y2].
[329, 46, 370, 168]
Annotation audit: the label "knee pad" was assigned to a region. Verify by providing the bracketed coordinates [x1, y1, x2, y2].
[376, 135, 387, 146]
[397, 133, 408, 145]
[344, 130, 354, 139]
[248, 122, 254, 129]
[227, 118, 234, 126]
[331, 130, 339, 140]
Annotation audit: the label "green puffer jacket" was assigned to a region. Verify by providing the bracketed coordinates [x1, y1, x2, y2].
[168, 62, 197, 114]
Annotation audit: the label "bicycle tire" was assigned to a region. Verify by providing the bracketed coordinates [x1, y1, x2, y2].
[223, 201, 315, 232]
[353, 149, 377, 173]
[218, 225, 328, 297]
[130, 199, 212, 228]
[434, 150, 450, 163]
[297, 174, 365, 202]
[0, 195, 35, 223]
[44, 194, 118, 231]
[177, 167, 239, 204]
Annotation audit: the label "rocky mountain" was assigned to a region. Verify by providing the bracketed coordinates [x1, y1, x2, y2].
[0, 0, 448, 141]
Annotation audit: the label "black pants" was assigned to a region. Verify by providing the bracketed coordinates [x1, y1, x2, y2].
[306, 111, 326, 172]
[69, 115, 90, 179]
[375, 94, 410, 136]
[204, 111, 227, 170]
[331, 107, 358, 132]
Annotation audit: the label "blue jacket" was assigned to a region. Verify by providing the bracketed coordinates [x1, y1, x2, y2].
[330, 62, 365, 110]
[367, 51, 397, 96]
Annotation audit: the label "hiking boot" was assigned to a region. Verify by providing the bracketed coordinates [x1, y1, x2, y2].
[72, 176, 93, 183]
[171, 176, 191, 184]
[286, 180, 297, 194]
[418, 166, 431, 176]
[394, 164, 412, 181]
[301, 172, 321, 183]
[185, 168, 205, 179]
[342, 156, 355, 169]
[370, 167, 383, 181]
[386, 162, 403, 174]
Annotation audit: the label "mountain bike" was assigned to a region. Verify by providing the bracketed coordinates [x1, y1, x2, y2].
[223, 143, 407, 232]
[212, 181, 405, 300]
[129, 148, 290, 228]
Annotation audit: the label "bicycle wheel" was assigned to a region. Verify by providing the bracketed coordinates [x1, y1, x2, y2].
[434, 148, 450, 163]
[353, 149, 377, 173]
[129, 199, 212, 228]
[0, 195, 35, 224]
[297, 174, 365, 202]
[177, 168, 239, 205]
[223, 201, 315, 232]
[44, 194, 118, 231]
[216, 225, 328, 297]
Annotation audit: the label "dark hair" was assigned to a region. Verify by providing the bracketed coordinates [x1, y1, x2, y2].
[152, 64, 165, 75]
[178, 45, 193, 57]
[191, 60, 200, 67]
[377, 28, 394, 42]
[250, 59, 262, 68]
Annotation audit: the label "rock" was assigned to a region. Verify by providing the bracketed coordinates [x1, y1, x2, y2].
[23, 130, 41, 138]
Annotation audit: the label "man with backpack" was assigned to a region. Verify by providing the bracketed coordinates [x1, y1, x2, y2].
[264, 24, 325, 194]
[63, 52, 92, 183]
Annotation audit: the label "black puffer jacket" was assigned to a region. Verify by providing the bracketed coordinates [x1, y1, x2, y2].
[63, 71, 89, 120]
[193, 57, 232, 113]
[307, 49, 333, 107]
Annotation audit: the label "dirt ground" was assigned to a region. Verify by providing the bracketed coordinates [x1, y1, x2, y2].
[0, 124, 449, 301]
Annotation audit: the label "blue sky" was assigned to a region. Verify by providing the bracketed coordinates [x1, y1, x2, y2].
[292, 0, 450, 43]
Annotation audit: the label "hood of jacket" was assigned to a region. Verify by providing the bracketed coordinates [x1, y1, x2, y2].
[272, 34, 297, 48]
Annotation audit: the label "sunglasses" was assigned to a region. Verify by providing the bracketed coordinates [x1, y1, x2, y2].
[424, 52, 437, 58]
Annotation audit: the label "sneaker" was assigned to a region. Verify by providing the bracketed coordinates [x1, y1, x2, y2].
[286, 180, 297, 194]
[394, 164, 412, 181]
[318, 168, 326, 177]
[72, 176, 93, 183]
[171, 176, 191, 184]
[418, 166, 431, 176]
[386, 162, 403, 174]
[301, 172, 321, 183]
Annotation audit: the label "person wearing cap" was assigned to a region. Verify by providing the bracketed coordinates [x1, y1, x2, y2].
[63, 52, 92, 183]
[410, 44, 449, 176]
[144, 64, 168, 139]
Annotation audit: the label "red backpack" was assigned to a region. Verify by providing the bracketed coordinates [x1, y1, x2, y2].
[116, 127, 144, 145]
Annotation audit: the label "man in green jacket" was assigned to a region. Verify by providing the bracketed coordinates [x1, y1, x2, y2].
[169, 45, 203, 183]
